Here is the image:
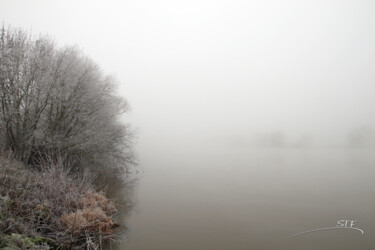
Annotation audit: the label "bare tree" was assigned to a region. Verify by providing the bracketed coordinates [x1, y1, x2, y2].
[0, 26, 134, 172]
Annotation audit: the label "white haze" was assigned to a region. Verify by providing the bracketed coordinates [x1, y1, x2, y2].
[2, 0, 375, 148]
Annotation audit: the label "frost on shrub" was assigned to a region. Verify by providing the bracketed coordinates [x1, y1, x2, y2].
[0, 154, 123, 249]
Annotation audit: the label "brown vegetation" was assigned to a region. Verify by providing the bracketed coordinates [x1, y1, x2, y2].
[61, 191, 117, 234]
[0, 153, 123, 249]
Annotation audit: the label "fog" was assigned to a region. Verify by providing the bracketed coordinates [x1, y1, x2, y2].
[2, 0, 375, 150]
[2, 1, 375, 249]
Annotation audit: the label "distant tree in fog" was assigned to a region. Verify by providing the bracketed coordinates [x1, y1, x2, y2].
[0, 26, 133, 171]
[292, 133, 313, 148]
[347, 126, 375, 148]
[256, 131, 286, 148]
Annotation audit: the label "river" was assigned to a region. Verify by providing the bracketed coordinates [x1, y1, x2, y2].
[111, 139, 375, 250]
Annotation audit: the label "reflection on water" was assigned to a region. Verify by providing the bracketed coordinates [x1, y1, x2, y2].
[114, 144, 375, 250]
[93, 169, 138, 249]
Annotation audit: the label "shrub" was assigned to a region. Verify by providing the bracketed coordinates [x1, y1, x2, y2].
[0, 154, 122, 249]
[61, 191, 118, 234]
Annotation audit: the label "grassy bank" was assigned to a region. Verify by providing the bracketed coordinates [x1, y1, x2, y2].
[0, 153, 122, 249]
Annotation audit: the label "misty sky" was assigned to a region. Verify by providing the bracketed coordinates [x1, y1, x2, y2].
[1, 0, 375, 146]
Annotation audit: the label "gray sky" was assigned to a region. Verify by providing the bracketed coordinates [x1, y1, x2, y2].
[2, 0, 375, 146]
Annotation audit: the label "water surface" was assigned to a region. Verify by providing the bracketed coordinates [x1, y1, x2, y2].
[119, 143, 375, 250]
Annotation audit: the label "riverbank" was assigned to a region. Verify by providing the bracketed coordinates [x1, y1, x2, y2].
[0, 153, 122, 249]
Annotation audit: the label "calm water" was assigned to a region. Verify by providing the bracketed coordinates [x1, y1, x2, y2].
[116, 142, 375, 250]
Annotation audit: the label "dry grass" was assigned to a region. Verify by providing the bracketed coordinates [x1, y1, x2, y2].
[0, 153, 122, 249]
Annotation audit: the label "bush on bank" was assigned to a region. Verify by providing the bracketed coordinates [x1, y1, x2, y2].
[0, 154, 123, 249]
